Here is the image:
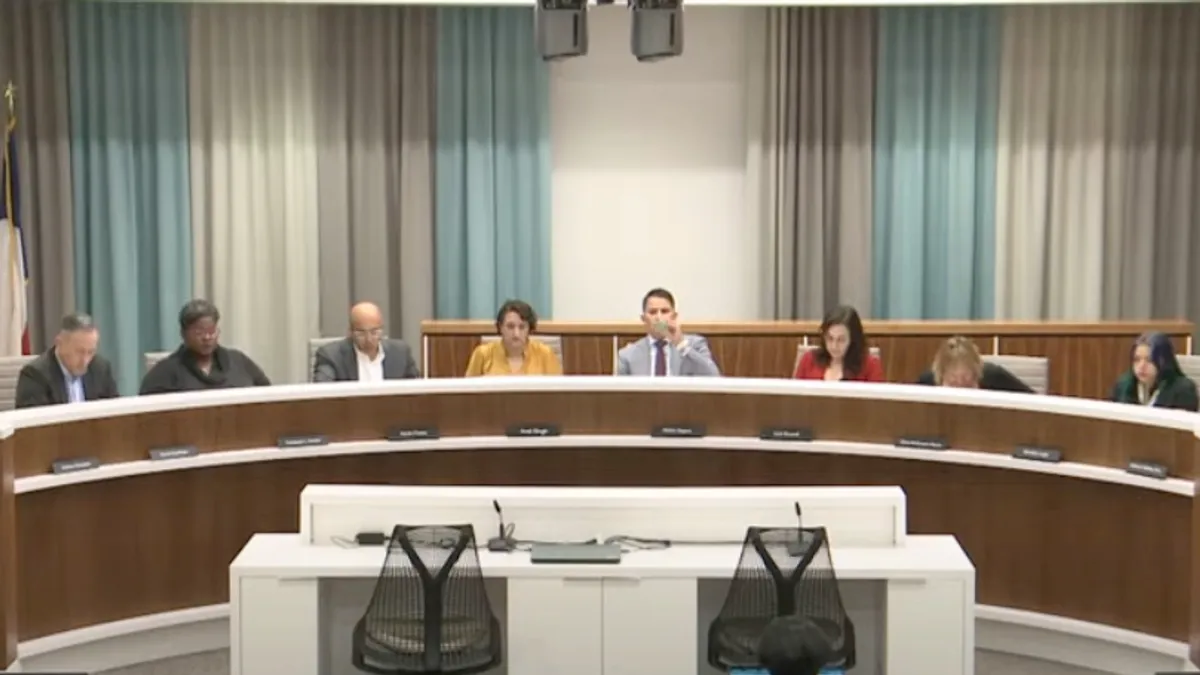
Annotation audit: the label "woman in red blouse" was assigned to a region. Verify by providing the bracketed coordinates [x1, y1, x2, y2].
[793, 305, 884, 382]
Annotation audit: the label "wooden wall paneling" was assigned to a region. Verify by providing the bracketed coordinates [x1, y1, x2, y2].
[425, 336, 480, 378]
[422, 320, 1194, 398]
[0, 435, 16, 668]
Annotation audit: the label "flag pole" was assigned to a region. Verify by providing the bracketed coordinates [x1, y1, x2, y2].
[3, 82, 14, 129]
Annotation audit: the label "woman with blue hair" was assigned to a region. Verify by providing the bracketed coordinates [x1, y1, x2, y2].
[1110, 332, 1198, 411]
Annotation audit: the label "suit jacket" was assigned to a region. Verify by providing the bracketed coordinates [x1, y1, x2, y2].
[312, 337, 421, 382]
[15, 347, 120, 408]
[1110, 370, 1199, 412]
[617, 335, 721, 377]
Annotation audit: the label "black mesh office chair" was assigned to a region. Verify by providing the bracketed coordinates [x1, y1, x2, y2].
[708, 527, 856, 671]
[352, 525, 501, 675]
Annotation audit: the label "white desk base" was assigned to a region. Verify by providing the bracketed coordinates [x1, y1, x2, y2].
[230, 534, 975, 675]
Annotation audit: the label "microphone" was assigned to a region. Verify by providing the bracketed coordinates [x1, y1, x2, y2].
[786, 501, 806, 557]
[487, 500, 515, 552]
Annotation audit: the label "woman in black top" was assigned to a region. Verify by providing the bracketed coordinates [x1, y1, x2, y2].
[1110, 332, 1198, 412]
[139, 299, 271, 395]
[916, 335, 1033, 393]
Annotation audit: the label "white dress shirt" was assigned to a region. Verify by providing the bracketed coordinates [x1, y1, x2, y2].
[356, 347, 385, 382]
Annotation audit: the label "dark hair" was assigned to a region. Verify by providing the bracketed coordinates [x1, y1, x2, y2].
[815, 305, 867, 377]
[642, 288, 675, 312]
[758, 615, 834, 675]
[495, 299, 538, 332]
[1132, 332, 1182, 384]
[60, 312, 97, 333]
[179, 299, 221, 333]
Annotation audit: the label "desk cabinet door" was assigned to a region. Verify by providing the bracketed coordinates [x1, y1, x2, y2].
[602, 578, 698, 675]
[507, 578, 603, 675]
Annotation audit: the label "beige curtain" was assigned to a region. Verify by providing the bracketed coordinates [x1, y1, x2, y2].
[188, 5, 322, 384]
[994, 5, 1200, 323]
[314, 7, 435, 356]
[0, 0, 74, 350]
[749, 8, 876, 320]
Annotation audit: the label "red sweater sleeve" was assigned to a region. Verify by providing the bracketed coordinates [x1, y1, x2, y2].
[858, 354, 885, 382]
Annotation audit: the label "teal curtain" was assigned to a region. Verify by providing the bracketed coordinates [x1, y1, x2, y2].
[435, 8, 552, 320]
[872, 8, 999, 319]
[67, 2, 192, 395]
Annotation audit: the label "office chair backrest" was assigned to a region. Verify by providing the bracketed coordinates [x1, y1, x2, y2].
[981, 354, 1049, 394]
[144, 351, 171, 374]
[355, 525, 500, 674]
[0, 355, 35, 411]
[709, 527, 855, 671]
[1175, 355, 1200, 384]
[481, 334, 564, 364]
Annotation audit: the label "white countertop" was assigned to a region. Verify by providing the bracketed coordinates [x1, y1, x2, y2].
[230, 532, 975, 580]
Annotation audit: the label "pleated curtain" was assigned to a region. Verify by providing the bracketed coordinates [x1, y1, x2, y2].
[188, 5, 321, 385]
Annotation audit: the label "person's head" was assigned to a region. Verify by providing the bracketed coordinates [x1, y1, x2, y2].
[495, 300, 537, 354]
[1131, 331, 1181, 387]
[349, 302, 385, 355]
[758, 615, 835, 675]
[54, 313, 100, 377]
[817, 305, 867, 373]
[932, 336, 983, 388]
[641, 288, 677, 339]
[179, 299, 221, 357]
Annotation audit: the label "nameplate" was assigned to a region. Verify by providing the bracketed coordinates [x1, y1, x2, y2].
[1127, 460, 1168, 480]
[895, 436, 948, 451]
[506, 424, 561, 438]
[51, 457, 101, 474]
[277, 435, 328, 449]
[760, 427, 814, 442]
[652, 425, 706, 438]
[387, 427, 440, 442]
[149, 445, 199, 461]
[1013, 446, 1062, 463]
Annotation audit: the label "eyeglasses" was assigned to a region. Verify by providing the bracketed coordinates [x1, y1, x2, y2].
[188, 326, 220, 339]
[353, 328, 384, 338]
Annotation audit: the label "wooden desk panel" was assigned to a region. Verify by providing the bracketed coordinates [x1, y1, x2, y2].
[1, 383, 1197, 668]
[10, 447, 1191, 644]
[10, 392, 1195, 479]
[422, 320, 1193, 399]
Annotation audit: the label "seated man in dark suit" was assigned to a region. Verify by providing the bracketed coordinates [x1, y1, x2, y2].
[312, 302, 421, 382]
[15, 312, 119, 408]
[757, 615, 836, 675]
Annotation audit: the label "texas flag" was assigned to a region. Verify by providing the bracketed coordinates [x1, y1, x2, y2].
[0, 113, 30, 356]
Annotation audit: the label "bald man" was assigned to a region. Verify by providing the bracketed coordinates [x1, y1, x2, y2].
[312, 303, 421, 382]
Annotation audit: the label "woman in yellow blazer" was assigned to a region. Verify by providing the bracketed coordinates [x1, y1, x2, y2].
[465, 299, 563, 376]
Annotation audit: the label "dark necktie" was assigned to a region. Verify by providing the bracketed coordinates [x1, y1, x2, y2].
[654, 340, 667, 377]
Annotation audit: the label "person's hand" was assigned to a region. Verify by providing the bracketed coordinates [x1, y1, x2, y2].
[667, 317, 684, 346]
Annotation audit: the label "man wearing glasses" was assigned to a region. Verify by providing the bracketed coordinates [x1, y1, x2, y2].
[312, 302, 421, 382]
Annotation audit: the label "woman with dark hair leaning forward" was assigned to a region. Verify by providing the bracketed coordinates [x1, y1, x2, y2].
[464, 299, 563, 376]
[139, 299, 271, 395]
[793, 305, 883, 382]
[1110, 331, 1198, 411]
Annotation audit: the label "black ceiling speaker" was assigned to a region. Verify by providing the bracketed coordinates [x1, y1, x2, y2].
[536, 0, 589, 61]
[629, 0, 683, 62]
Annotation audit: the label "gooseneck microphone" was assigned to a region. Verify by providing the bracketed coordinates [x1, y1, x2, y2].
[487, 499, 516, 552]
[786, 501, 806, 557]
